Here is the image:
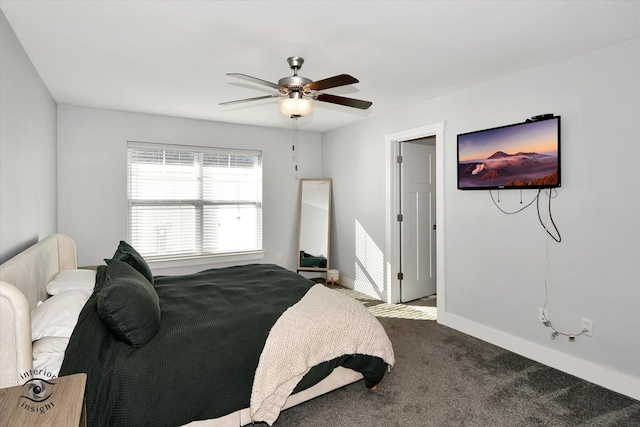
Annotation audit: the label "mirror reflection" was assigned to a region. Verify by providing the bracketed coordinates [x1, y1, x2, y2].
[297, 179, 332, 271]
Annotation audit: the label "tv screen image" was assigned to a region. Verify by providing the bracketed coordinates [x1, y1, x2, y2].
[457, 117, 561, 190]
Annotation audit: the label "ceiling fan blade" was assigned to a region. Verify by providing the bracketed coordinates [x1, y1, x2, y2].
[219, 94, 282, 106]
[315, 93, 372, 110]
[226, 73, 284, 90]
[305, 74, 359, 91]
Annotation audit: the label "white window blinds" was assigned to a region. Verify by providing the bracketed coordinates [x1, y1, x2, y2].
[127, 142, 262, 259]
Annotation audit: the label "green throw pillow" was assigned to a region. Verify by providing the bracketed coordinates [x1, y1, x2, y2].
[97, 259, 161, 347]
[112, 241, 154, 285]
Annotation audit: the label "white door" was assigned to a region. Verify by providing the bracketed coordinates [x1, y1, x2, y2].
[400, 140, 436, 302]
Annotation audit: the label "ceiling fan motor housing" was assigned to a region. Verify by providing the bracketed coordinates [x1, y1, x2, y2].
[278, 56, 312, 93]
[278, 75, 312, 90]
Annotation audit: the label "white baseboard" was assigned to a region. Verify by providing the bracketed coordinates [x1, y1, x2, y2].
[438, 312, 640, 401]
[340, 276, 354, 289]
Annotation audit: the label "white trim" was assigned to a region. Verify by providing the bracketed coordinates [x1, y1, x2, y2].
[127, 140, 262, 157]
[439, 312, 640, 401]
[148, 250, 265, 271]
[384, 123, 446, 311]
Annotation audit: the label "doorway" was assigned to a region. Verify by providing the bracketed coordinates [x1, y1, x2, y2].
[384, 122, 445, 310]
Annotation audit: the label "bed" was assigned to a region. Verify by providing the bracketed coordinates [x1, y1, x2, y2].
[0, 234, 394, 426]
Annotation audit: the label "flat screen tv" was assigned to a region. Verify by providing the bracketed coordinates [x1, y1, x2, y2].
[457, 116, 560, 190]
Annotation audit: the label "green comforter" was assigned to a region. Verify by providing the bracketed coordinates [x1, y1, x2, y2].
[60, 264, 387, 427]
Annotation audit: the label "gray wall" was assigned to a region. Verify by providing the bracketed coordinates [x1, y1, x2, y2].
[0, 11, 57, 262]
[57, 105, 322, 273]
[322, 38, 640, 397]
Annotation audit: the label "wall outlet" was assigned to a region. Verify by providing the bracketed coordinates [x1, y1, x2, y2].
[581, 318, 593, 337]
[539, 308, 549, 323]
[276, 253, 282, 262]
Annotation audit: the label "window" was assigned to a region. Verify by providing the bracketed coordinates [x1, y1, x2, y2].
[127, 142, 262, 260]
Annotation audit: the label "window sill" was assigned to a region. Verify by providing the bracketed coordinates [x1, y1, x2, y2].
[147, 251, 265, 271]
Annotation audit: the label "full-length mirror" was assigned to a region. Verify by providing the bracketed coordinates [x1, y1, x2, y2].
[297, 178, 332, 271]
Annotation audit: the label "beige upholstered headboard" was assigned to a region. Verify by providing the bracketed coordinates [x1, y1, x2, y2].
[0, 234, 77, 388]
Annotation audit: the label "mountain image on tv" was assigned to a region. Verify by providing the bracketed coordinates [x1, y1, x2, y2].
[458, 151, 558, 188]
[457, 117, 560, 189]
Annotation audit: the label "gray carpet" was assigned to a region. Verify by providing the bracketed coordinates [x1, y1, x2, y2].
[260, 288, 640, 427]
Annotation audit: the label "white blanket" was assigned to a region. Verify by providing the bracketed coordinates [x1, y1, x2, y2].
[250, 284, 395, 425]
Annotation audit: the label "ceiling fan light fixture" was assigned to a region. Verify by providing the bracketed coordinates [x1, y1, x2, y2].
[279, 96, 313, 118]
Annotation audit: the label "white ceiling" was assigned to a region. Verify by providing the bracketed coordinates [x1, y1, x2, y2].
[2, 1, 639, 133]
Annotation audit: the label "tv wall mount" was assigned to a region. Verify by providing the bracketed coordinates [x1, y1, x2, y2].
[526, 113, 556, 123]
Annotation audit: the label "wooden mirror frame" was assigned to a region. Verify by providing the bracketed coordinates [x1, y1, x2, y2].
[296, 178, 332, 272]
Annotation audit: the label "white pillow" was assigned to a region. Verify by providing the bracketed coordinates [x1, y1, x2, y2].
[47, 269, 96, 295]
[31, 288, 92, 340]
[32, 337, 70, 378]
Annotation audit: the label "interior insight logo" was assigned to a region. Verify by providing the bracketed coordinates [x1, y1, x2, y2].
[19, 377, 57, 415]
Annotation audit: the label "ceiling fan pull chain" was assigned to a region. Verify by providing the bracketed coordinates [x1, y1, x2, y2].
[292, 117, 299, 177]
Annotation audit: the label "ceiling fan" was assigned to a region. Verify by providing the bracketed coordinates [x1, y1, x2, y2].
[220, 56, 372, 118]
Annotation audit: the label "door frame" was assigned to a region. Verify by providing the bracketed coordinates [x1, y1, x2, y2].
[384, 122, 445, 313]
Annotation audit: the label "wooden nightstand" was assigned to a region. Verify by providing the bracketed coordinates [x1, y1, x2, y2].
[0, 373, 87, 427]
